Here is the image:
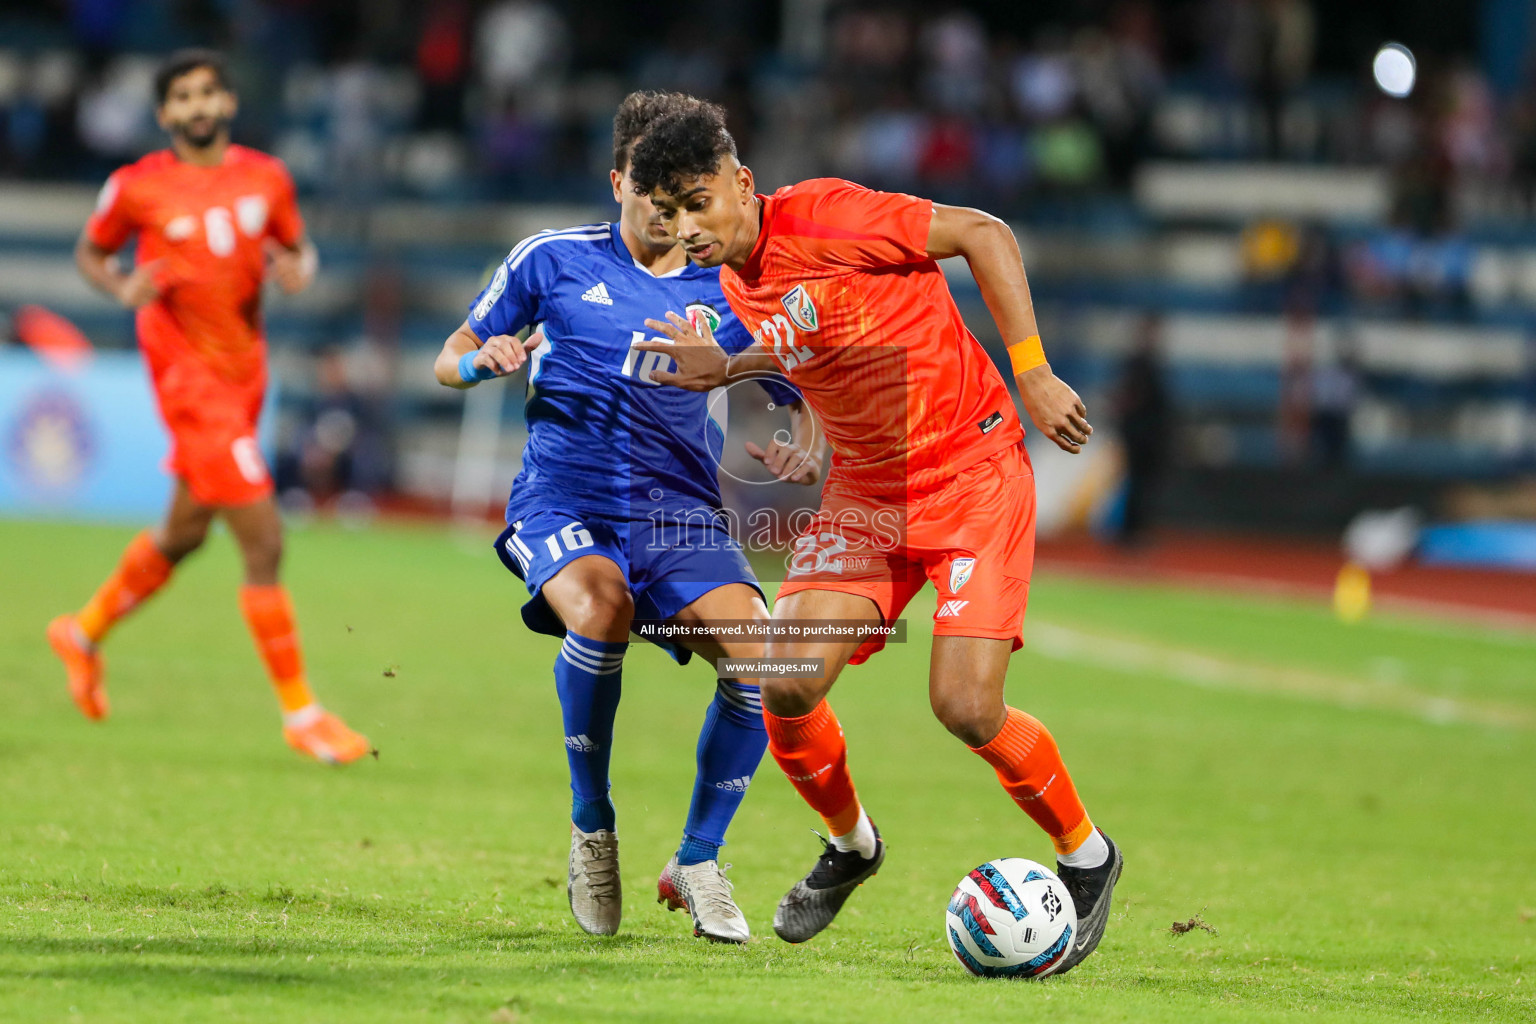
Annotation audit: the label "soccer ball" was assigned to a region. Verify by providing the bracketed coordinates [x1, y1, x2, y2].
[945, 858, 1077, 978]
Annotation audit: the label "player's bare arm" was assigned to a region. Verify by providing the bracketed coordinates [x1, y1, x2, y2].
[75, 232, 161, 310]
[265, 236, 318, 294]
[723, 342, 780, 382]
[433, 319, 542, 390]
[926, 204, 1093, 455]
[747, 399, 824, 485]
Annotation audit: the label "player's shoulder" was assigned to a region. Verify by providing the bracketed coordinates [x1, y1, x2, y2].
[227, 143, 279, 164]
[772, 177, 877, 208]
[225, 144, 294, 182]
[106, 149, 176, 187]
[94, 151, 174, 215]
[774, 177, 866, 198]
[502, 222, 613, 271]
[767, 178, 918, 234]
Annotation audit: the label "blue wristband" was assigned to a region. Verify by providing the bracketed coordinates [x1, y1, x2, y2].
[458, 350, 498, 383]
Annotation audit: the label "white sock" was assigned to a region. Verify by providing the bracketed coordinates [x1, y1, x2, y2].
[829, 808, 877, 860]
[1058, 826, 1109, 869]
[70, 621, 97, 653]
[283, 703, 323, 729]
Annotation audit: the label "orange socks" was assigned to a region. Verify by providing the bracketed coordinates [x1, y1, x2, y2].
[74, 536, 319, 718]
[764, 699, 864, 836]
[971, 707, 1094, 856]
[238, 584, 317, 713]
[767, 700, 1093, 859]
[77, 531, 174, 643]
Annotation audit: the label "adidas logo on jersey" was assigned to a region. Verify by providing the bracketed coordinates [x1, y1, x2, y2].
[937, 599, 970, 618]
[580, 282, 613, 305]
[714, 775, 753, 792]
[565, 734, 599, 752]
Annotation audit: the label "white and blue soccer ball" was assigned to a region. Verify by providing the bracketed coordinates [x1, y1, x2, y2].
[945, 857, 1077, 978]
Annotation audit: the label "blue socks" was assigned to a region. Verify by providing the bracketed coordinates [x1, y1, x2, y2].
[554, 632, 626, 834]
[677, 678, 767, 865]
[554, 635, 765, 861]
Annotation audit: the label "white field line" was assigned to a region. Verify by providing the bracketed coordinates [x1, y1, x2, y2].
[1026, 620, 1536, 731]
[1035, 558, 1536, 647]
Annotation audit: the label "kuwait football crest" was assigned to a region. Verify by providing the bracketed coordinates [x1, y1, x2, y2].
[685, 302, 722, 334]
[949, 557, 976, 593]
[780, 284, 820, 332]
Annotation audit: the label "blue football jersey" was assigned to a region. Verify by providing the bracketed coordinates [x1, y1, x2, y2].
[467, 222, 798, 524]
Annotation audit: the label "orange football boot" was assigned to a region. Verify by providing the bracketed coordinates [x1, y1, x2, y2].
[47, 615, 108, 720]
[283, 707, 372, 764]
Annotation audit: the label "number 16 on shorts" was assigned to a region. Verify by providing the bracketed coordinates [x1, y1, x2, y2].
[502, 514, 607, 583]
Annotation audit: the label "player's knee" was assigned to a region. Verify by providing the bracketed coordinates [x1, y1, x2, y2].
[564, 580, 633, 637]
[239, 528, 283, 579]
[930, 689, 1004, 748]
[759, 675, 824, 718]
[158, 523, 208, 563]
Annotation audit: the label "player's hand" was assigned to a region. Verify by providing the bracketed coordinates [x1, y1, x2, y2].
[472, 330, 543, 377]
[114, 260, 162, 309]
[265, 239, 317, 295]
[636, 311, 728, 390]
[1017, 364, 1093, 454]
[746, 437, 821, 485]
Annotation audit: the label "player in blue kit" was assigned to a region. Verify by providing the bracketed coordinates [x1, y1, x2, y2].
[434, 93, 820, 943]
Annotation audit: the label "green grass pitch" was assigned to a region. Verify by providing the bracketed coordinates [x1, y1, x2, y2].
[1, 518, 1532, 1022]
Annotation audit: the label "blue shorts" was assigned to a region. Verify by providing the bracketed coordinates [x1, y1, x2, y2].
[494, 509, 762, 665]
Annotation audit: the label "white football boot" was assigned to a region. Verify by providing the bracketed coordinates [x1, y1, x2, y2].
[568, 824, 621, 935]
[657, 856, 750, 943]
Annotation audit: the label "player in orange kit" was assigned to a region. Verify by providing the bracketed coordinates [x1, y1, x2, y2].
[46, 49, 370, 764]
[627, 98, 1121, 971]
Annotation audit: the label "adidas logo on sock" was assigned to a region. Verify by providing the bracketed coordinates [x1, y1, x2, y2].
[714, 775, 752, 792]
[580, 282, 613, 305]
[566, 734, 599, 752]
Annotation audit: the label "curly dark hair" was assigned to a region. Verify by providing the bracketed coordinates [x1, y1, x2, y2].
[627, 99, 738, 197]
[154, 49, 230, 105]
[612, 91, 700, 173]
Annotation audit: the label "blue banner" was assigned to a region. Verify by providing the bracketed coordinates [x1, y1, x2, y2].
[1419, 522, 1536, 572]
[0, 349, 170, 520]
[0, 349, 275, 522]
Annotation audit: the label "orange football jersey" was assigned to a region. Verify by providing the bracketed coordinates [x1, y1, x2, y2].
[85, 145, 303, 384]
[719, 178, 1024, 498]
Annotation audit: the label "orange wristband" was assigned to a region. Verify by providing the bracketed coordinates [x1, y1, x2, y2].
[1008, 335, 1046, 375]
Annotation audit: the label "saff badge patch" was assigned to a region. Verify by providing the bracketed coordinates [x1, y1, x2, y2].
[780, 284, 820, 333]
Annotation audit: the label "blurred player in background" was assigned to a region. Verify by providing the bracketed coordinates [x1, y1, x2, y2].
[630, 98, 1121, 971]
[433, 92, 820, 943]
[47, 50, 371, 765]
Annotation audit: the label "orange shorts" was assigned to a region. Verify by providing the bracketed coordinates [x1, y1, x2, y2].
[149, 356, 272, 508]
[776, 441, 1036, 664]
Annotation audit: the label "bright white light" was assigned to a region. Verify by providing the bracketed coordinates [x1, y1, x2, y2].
[1373, 43, 1416, 98]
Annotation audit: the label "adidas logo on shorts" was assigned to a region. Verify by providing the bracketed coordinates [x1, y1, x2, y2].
[580, 282, 613, 305]
[714, 775, 752, 792]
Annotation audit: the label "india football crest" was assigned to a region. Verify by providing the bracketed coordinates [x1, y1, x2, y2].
[780, 284, 820, 333]
[949, 556, 976, 593]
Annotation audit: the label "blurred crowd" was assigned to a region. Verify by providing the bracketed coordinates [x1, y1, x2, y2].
[3, 0, 1535, 513]
[0, 0, 1530, 218]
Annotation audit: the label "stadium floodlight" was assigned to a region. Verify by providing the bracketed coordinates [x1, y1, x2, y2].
[1373, 43, 1416, 98]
